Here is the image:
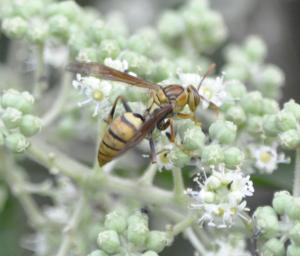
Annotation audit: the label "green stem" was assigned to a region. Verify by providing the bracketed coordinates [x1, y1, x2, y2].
[56, 192, 85, 256]
[0, 150, 45, 227]
[138, 163, 157, 185]
[42, 72, 71, 126]
[293, 148, 300, 196]
[168, 214, 198, 237]
[172, 167, 186, 203]
[33, 44, 46, 99]
[185, 228, 207, 255]
[27, 138, 174, 206]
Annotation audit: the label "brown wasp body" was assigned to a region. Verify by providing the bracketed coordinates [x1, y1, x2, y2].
[67, 62, 215, 166]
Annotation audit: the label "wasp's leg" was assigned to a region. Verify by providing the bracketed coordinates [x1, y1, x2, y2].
[105, 95, 132, 124]
[149, 135, 157, 163]
[157, 118, 170, 131]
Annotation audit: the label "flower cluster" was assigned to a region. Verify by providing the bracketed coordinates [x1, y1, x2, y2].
[0, 89, 41, 152]
[224, 36, 284, 99]
[90, 211, 169, 256]
[206, 235, 251, 256]
[186, 165, 254, 228]
[254, 191, 300, 256]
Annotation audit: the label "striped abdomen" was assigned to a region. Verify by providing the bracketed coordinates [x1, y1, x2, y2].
[98, 112, 144, 166]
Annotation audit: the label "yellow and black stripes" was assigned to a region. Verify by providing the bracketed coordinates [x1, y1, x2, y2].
[98, 112, 144, 166]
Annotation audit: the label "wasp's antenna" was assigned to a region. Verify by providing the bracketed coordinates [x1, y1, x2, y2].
[197, 63, 216, 91]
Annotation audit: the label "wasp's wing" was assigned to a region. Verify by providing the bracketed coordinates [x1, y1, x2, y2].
[112, 105, 172, 158]
[67, 62, 160, 90]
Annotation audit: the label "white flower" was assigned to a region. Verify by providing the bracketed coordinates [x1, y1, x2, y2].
[250, 144, 290, 174]
[186, 165, 254, 228]
[178, 72, 229, 109]
[206, 237, 251, 256]
[72, 74, 112, 117]
[156, 144, 174, 171]
[104, 58, 129, 72]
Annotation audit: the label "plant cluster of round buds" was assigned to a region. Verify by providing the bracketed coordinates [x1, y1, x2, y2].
[186, 165, 254, 228]
[92, 211, 169, 256]
[158, 0, 227, 53]
[247, 144, 290, 174]
[254, 191, 300, 256]
[205, 235, 251, 256]
[0, 89, 41, 153]
[224, 36, 284, 99]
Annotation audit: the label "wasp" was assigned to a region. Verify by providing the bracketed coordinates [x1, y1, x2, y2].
[67, 62, 216, 166]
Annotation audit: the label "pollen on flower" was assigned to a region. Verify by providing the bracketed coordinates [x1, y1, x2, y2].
[249, 144, 290, 174]
[72, 73, 112, 117]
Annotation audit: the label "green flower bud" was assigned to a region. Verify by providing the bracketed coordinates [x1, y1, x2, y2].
[254, 206, 279, 239]
[88, 250, 108, 256]
[15, 0, 44, 18]
[142, 251, 159, 256]
[272, 191, 293, 215]
[19, 115, 42, 137]
[5, 133, 30, 153]
[119, 50, 151, 76]
[287, 198, 300, 221]
[287, 244, 300, 256]
[225, 80, 247, 100]
[48, 1, 81, 22]
[127, 213, 150, 248]
[88, 19, 106, 43]
[158, 11, 185, 41]
[261, 65, 284, 89]
[146, 231, 168, 253]
[201, 144, 224, 166]
[289, 223, 300, 245]
[279, 129, 300, 150]
[170, 147, 190, 167]
[104, 211, 127, 234]
[262, 99, 279, 115]
[1, 17, 28, 39]
[224, 147, 244, 168]
[261, 238, 284, 256]
[241, 91, 263, 115]
[98, 39, 121, 61]
[224, 64, 248, 82]
[128, 34, 151, 55]
[244, 36, 267, 62]
[1, 107, 22, 129]
[182, 127, 205, 152]
[77, 48, 98, 62]
[1, 89, 22, 109]
[209, 120, 237, 144]
[27, 22, 49, 44]
[284, 100, 300, 122]
[263, 115, 280, 137]
[246, 115, 263, 135]
[151, 59, 174, 82]
[276, 111, 298, 132]
[15, 92, 35, 114]
[97, 230, 120, 254]
[225, 105, 246, 126]
[224, 45, 248, 65]
[48, 15, 70, 40]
